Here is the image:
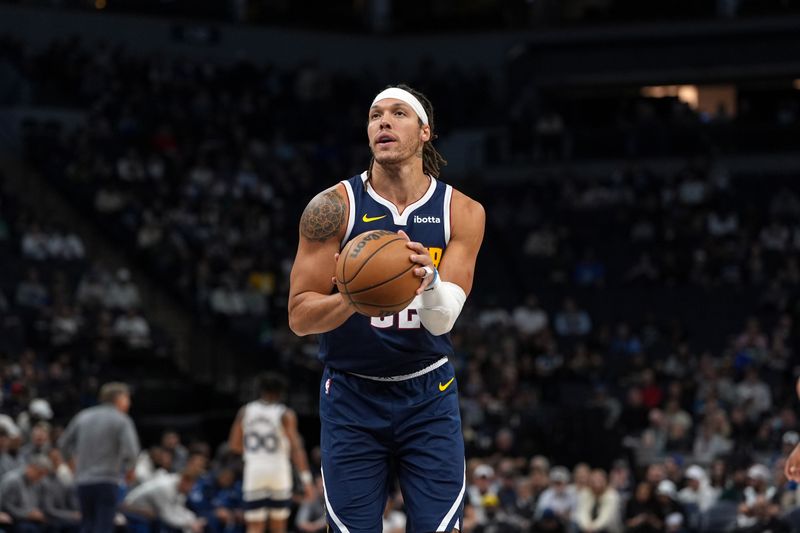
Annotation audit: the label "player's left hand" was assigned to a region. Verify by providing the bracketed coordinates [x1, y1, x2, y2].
[786, 443, 800, 481]
[398, 230, 435, 294]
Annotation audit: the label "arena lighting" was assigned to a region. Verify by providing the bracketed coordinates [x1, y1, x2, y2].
[94, 0, 107, 9]
[793, 79, 800, 90]
[641, 85, 699, 109]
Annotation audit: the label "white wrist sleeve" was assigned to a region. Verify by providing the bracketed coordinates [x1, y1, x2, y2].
[419, 280, 466, 335]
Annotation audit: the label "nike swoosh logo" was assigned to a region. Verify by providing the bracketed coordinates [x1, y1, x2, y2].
[438, 377, 455, 392]
[362, 214, 387, 223]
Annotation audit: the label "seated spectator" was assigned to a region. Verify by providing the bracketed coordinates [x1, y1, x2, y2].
[0, 427, 22, 478]
[75, 267, 110, 309]
[0, 455, 52, 532]
[553, 299, 592, 337]
[468, 464, 499, 527]
[161, 431, 189, 473]
[134, 446, 173, 485]
[737, 464, 777, 528]
[477, 302, 511, 330]
[511, 294, 548, 336]
[183, 444, 210, 477]
[294, 476, 326, 533]
[122, 469, 205, 533]
[21, 224, 48, 261]
[532, 508, 567, 533]
[735, 367, 771, 421]
[625, 481, 661, 533]
[14, 269, 49, 310]
[665, 512, 687, 533]
[571, 463, 591, 493]
[473, 493, 521, 533]
[759, 219, 789, 252]
[19, 423, 51, 462]
[678, 465, 718, 513]
[37, 449, 80, 531]
[692, 417, 732, 466]
[573, 249, 606, 287]
[209, 276, 247, 317]
[112, 308, 152, 350]
[16, 399, 54, 439]
[654, 480, 685, 525]
[104, 269, 141, 311]
[529, 456, 552, 500]
[608, 460, 633, 500]
[663, 400, 693, 437]
[59, 230, 85, 261]
[496, 460, 519, 510]
[50, 305, 82, 348]
[609, 323, 643, 359]
[634, 409, 668, 466]
[187, 467, 242, 533]
[523, 224, 559, 258]
[574, 469, 621, 533]
[535, 466, 576, 522]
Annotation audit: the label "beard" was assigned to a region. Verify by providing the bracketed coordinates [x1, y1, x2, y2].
[370, 139, 422, 167]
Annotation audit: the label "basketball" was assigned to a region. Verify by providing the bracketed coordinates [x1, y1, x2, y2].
[336, 230, 420, 317]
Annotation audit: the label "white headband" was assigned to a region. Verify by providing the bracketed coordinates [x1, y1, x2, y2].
[371, 88, 429, 125]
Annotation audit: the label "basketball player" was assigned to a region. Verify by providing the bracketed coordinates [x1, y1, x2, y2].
[288, 84, 485, 532]
[228, 372, 314, 533]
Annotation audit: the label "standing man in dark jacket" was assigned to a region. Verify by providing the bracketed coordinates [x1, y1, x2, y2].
[59, 382, 140, 533]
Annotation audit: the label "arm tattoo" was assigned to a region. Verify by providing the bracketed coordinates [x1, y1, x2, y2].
[300, 189, 346, 242]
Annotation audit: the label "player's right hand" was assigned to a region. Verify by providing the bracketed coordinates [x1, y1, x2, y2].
[397, 230, 435, 294]
[785, 443, 800, 481]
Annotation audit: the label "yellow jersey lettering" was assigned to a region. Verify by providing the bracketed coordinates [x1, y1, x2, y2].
[428, 247, 442, 268]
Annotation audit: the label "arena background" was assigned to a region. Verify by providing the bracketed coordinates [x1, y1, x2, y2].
[0, 0, 799, 531]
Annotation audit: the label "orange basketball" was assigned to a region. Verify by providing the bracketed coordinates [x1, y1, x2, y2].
[336, 230, 420, 317]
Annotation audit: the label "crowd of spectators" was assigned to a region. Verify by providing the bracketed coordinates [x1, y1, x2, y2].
[0, 33, 799, 532]
[0, 173, 217, 530]
[0, 172, 168, 379]
[0, 401, 247, 533]
[3, 36, 795, 355]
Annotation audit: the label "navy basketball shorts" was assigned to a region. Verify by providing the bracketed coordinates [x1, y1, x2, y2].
[319, 360, 466, 533]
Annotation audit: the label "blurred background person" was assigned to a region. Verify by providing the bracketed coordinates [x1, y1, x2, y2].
[58, 382, 140, 533]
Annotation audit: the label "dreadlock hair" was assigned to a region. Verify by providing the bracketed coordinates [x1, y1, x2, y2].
[368, 84, 448, 179]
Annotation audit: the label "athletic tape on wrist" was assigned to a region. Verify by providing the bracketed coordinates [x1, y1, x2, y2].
[424, 267, 440, 291]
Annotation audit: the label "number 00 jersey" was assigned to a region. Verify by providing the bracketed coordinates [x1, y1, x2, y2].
[241, 400, 290, 465]
[319, 172, 454, 377]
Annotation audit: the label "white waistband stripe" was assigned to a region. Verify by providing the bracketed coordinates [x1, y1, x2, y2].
[350, 357, 448, 382]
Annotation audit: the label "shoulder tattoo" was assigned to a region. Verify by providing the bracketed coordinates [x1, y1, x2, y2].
[300, 189, 346, 242]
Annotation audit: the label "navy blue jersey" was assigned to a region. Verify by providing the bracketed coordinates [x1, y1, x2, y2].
[319, 172, 454, 376]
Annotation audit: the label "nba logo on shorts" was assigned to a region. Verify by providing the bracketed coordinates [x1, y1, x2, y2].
[325, 378, 331, 395]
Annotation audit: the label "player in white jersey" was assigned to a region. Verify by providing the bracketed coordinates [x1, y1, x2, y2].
[228, 372, 314, 533]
